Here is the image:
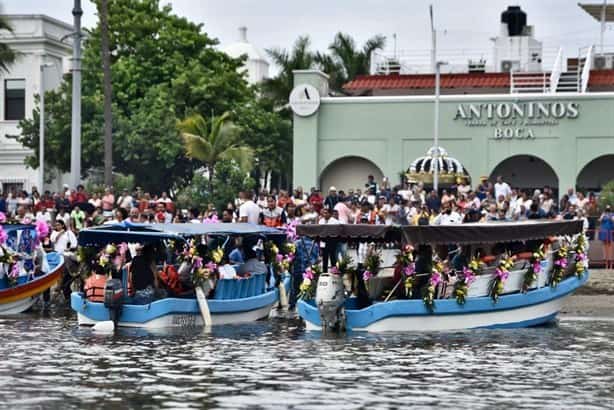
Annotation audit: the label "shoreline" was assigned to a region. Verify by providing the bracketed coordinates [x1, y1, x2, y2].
[561, 269, 614, 318]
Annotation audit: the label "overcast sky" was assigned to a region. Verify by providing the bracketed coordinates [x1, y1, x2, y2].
[2, 0, 613, 63]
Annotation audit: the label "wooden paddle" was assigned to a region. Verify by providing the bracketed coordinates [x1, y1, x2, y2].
[195, 280, 212, 328]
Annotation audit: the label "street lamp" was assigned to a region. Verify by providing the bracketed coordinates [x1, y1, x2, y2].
[39, 62, 54, 192]
[432, 60, 447, 192]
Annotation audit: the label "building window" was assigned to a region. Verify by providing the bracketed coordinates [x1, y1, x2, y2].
[5, 79, 26, 121]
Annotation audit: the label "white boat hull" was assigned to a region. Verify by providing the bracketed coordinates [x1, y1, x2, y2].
[77, 303, 275, 329]
[304, 295, 565, 332]
[0, 297, 37, 315]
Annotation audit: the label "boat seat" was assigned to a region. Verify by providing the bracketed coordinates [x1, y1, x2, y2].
[212, 272, 266, 300]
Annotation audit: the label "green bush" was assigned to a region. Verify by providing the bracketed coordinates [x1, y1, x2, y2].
[175, 160, 256, 214]
[599, 180, 614, 211]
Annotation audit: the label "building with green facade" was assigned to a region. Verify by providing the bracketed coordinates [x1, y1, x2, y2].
[291, 6, 614, 196]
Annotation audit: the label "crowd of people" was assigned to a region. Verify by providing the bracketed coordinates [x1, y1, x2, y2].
[1, 173, 613, 268]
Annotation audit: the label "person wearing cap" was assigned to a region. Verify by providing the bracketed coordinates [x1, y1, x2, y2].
[324, 186, 339, 210]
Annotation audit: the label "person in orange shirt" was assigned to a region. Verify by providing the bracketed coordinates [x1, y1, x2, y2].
[261, 196, 286, 227]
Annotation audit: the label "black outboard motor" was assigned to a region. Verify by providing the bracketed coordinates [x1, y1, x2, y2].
[104, 278, 124, 327]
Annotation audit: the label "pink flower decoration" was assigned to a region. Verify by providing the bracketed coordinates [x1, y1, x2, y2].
[35, 220, 49, 240]
[403, 264, 415, 277]
[429, 271, 442, 286]
[283, 220, 299, 241]
[10, 263, 19, 278]
[286, 254, 295, 263]
[330, 266, 340, 275]
[462, 266, 476, 285]
[532, 262, 541, 273]
[0, 227, 7, 244]
[205, 261, 217, 272]
[275, 253, 284, 263]
[193, 256, 203, 268]
[495, 267, 509, 281]
[23, 217, 32, 225]
[363, 270, 373, 281]
[555, 258, 568, 268]
[0, 212, 6, 223]
[303, 267, 314, 281]
[118, 242, 128, 257]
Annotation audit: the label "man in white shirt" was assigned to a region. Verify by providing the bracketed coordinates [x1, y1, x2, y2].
[433, 203, 462, 225]
[238, 191, 260, 224]
[50, 220, 77, 253]
[117, 189, 134, 210]
[381, 197, 400, 225]
[494, 176, 512, 201]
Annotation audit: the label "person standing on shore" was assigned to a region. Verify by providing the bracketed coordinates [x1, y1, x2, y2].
[598, 205, 614, 269]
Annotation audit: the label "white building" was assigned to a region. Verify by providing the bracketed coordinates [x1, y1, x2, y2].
[0, 15, 73, 194]
[221, 26, 269, 84]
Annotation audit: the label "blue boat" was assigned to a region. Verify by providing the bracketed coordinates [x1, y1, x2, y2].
[71, 222, 290, 329]
[296, 220, 588, 332]
[0, 224, 64, 314]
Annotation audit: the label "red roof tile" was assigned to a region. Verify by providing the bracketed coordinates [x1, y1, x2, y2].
[342, 70, 614, 91]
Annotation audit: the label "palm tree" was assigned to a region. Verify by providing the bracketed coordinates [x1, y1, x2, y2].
[263, 35, 316, 109]
[0, 15, 16, 72]
[178, 112, 253, 195]
[322, 32, 386, 91]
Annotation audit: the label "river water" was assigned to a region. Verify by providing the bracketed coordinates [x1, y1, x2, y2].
[0, 311, 613, 409]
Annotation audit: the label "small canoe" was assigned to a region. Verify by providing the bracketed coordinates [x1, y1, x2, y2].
[0, 252, 64, 314]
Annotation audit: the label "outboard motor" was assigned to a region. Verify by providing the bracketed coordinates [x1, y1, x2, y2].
[315, 273, 346, 332]
[104, 278, 124, 327]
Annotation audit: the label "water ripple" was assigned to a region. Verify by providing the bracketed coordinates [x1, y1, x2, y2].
[0, 312, 613, 409]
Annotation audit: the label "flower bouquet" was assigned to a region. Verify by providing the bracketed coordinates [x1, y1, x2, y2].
[522, 244, 545, 293]
[550, 244, 568, 288]
[298, 264, 322, 300]
[423, 260, 446, 311]
[490, 253, 514, 303]
[573, 235, 587, 278]
[394, 244, 416, 298]
[454, 257, 480, 305]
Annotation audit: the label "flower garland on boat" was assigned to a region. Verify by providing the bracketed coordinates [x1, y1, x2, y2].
[423, 259, 447, 311]
[362, 246, 382, 282]
[298, 264, 322, 300]
[177, 240, 223, 288]
[454, 257, 481, 305]
[269, 242, 296, 275]
[550, 243, 568, 288]
[0, 225, 20, 287]
[490, 253, 515, 303]
[573, 235, 587, 278]
[522, 244, 546, 293]
[394, 244, 416, 297]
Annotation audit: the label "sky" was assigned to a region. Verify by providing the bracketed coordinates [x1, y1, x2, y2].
[2, 0, 613, 65]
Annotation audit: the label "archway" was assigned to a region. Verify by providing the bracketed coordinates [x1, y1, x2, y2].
[490, 155, 558, 195]
[576, 154, 614, 192]
[320, 156, 384, 193]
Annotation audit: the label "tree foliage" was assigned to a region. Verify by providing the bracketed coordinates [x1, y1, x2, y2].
[0, 15, 16, 72]
[13, 0, 258, 193]
[178, 111, 253, 195]
[599, 180, 614, 210]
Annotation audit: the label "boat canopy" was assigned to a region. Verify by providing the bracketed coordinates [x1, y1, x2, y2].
[78, 222, 286, 246]
[0, 223, 36, 233]
[296, 220, 583, 245]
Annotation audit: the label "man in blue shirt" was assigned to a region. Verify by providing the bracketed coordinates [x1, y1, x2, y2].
[290, 236, 319, 309]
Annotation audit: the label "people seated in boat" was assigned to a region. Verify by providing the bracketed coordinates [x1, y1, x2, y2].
[84, 264, 108, 303]
[127, 244, 166, 304]
[236, 239, 267, 277]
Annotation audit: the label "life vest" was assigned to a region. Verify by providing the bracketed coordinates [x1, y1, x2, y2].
[84, 273, 107, 302]
[159, 265, 184, 295]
